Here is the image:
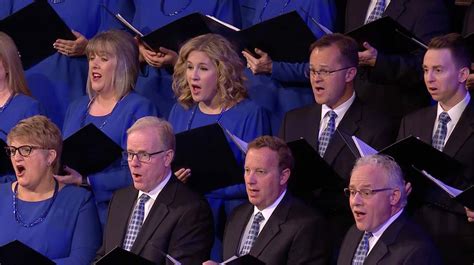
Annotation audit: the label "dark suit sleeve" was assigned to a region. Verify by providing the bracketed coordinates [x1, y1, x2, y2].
[367, 0, 451, 86]
[287, 216, 331, 265]
[93, 190, 120, 262]
[167, 199, 214, 265]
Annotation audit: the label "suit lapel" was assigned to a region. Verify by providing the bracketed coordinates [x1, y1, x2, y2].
[130, 177, 178, 254]
[249, 194, 291, 257]
[365, 213, 408, 263]
[109, 187, 138, 249]
[443, 101, 474, 157]
[414, 106, 437, 144]
[384, 0, 407, 21]
[340, 230, 365, 265]
[226, 204, 254, 256]
[323, 99, 362, 165]
[306, 105, 322, 150]
[347, 0, 371, 30]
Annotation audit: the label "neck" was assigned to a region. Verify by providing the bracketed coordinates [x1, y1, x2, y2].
[198, 100, 224, 114]
[16, 177, 56, 202]
[0, 86, 12, 106]
[439, 87, 467, 111]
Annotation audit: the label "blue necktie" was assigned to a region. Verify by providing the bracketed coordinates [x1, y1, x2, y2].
[318, 110, 337, 157]
[432, 112, 451, 151]
[352, 231, 372, 265]
[123, 194, 150, 251]
[365, 0, 386, 23]
[239, 212, 264, 256]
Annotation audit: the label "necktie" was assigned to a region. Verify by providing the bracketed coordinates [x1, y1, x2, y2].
[239, 212, 264, 256]
[123, 194, 150, 251]
[318, 110, 337, 157]
[432, 112, 451, 151]
[365, 0, 386, 24]
[352, 231, 372, 265]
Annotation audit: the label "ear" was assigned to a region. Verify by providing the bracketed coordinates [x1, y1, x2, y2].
[345, 67, 357, 82]
[459, 66, 470, 83]
[47, 149, 57, 166]
[279, 168, 291, 186]
[389, 188, 401, 206]
[163, 149, 175, 167]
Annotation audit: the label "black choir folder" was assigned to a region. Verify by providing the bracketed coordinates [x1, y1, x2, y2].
[222, 254, 265, 265]
[0, 240, 55, 265]
[0, 0, 75, 69]
[61, 124, 122, 177]
[173, 123, 243, 194]
[111, 10, 316, 62]
[95, 247, 154, 265]
[347, 135, 474, 208]
[345, 16, 427, 53]
[0, 138, 13, 174]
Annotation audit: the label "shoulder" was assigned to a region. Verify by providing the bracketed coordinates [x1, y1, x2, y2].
[121, 92, 155, 110]
[400, 105, 435, 124]
[13, 94, 38, 105]
[230, 99, 266, 116]
[57, 184, 94, 202]
[67, 95, 90, 111]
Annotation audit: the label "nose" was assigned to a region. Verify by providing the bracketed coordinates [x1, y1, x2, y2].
[245, 170, 256, 185]
[128, 154, 141, 167]
[12, 151, 23, 162]
[424, 70, 434, 83]
[350, 191, 363, 206]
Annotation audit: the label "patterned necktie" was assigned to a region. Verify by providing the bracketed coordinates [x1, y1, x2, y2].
[432, 112, 451, 151]
[352, 231, 372, 265]
[318, 110, 337, 157]
[123, 194, 150, 251]
[239, 212, 265, 256]
[365, 0, 386, 24]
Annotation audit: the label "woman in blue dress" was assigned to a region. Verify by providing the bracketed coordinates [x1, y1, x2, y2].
[0, 115, 101, 265]
[241, 0, 336, 132]
[0, 32, 42, 183]
[169, 33, 271, 261]
[130, 0, 241, 119]
[57, 30, 157, 226]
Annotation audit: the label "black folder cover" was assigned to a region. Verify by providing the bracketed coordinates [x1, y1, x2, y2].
[173, 123, 243, 193]
[225, 254, 265, 265]
[0, 139, 13, 174]
[345, 16, 427, 53]
[95, 246, 154, 265]
[0, 240, 55, 265]
[0, 1, 75, 69]
[62, 124, 123, 176]
[286, 139, 345, 197]
[115, 11, 315, 62]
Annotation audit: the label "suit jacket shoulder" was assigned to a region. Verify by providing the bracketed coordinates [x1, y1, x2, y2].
[223, 193, 331, 265]
[338, 213, 441, 265]
[96, 176, 213, 265]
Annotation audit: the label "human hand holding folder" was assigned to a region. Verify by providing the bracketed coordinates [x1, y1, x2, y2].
[242, 48, 273, 75]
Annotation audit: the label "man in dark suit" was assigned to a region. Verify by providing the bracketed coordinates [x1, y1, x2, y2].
[280, 34, 396, 253]
[338, 154, 441, 265]
[205, 136, 330, 265]
[94, 117, 213, 264]
[398, 33, 474, 264]
[345, 0, 451, 121]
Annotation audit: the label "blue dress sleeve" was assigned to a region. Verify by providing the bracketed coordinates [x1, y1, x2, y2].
[52, 190, 102, 265]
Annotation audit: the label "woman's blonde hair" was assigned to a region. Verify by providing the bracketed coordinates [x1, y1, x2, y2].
[85, 30, 138, 99]
[0, 32, 31, 96]
[172, 34, 247, 109]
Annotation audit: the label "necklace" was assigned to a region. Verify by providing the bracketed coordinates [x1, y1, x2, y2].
[0, 93, 15, 113]
[160, 0, 192, 17]
[13, 179, 59, 228]
[259, 0, 292, 22]
[82, 94, 125, 129]
[186, 104, 226, 131]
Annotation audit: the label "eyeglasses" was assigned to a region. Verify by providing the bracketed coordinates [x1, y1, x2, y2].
[343, 187, 393, 199]
[305, 66, 354, 79]
[123, 150, 168, 162]
[5, 145, 47, 157]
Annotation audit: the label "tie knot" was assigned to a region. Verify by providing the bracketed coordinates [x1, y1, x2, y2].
[254, 212, 264, 223]
[327, 110, 337, 120]
[363, 231, 373, 240]
[438, 112, 451, 124]
[139, 193, 150, 204]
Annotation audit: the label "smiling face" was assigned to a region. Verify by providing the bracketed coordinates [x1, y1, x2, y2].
[186, 50, 220, 108]
[309, 45, 355, 109]
[423, 48, 468, 110]
[88, 51, 117, 96]
[9, 138, 55, 191]
[127, 127, 174, 193]
[244, 147, 290, 210]
[349, 164, 399, 232]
